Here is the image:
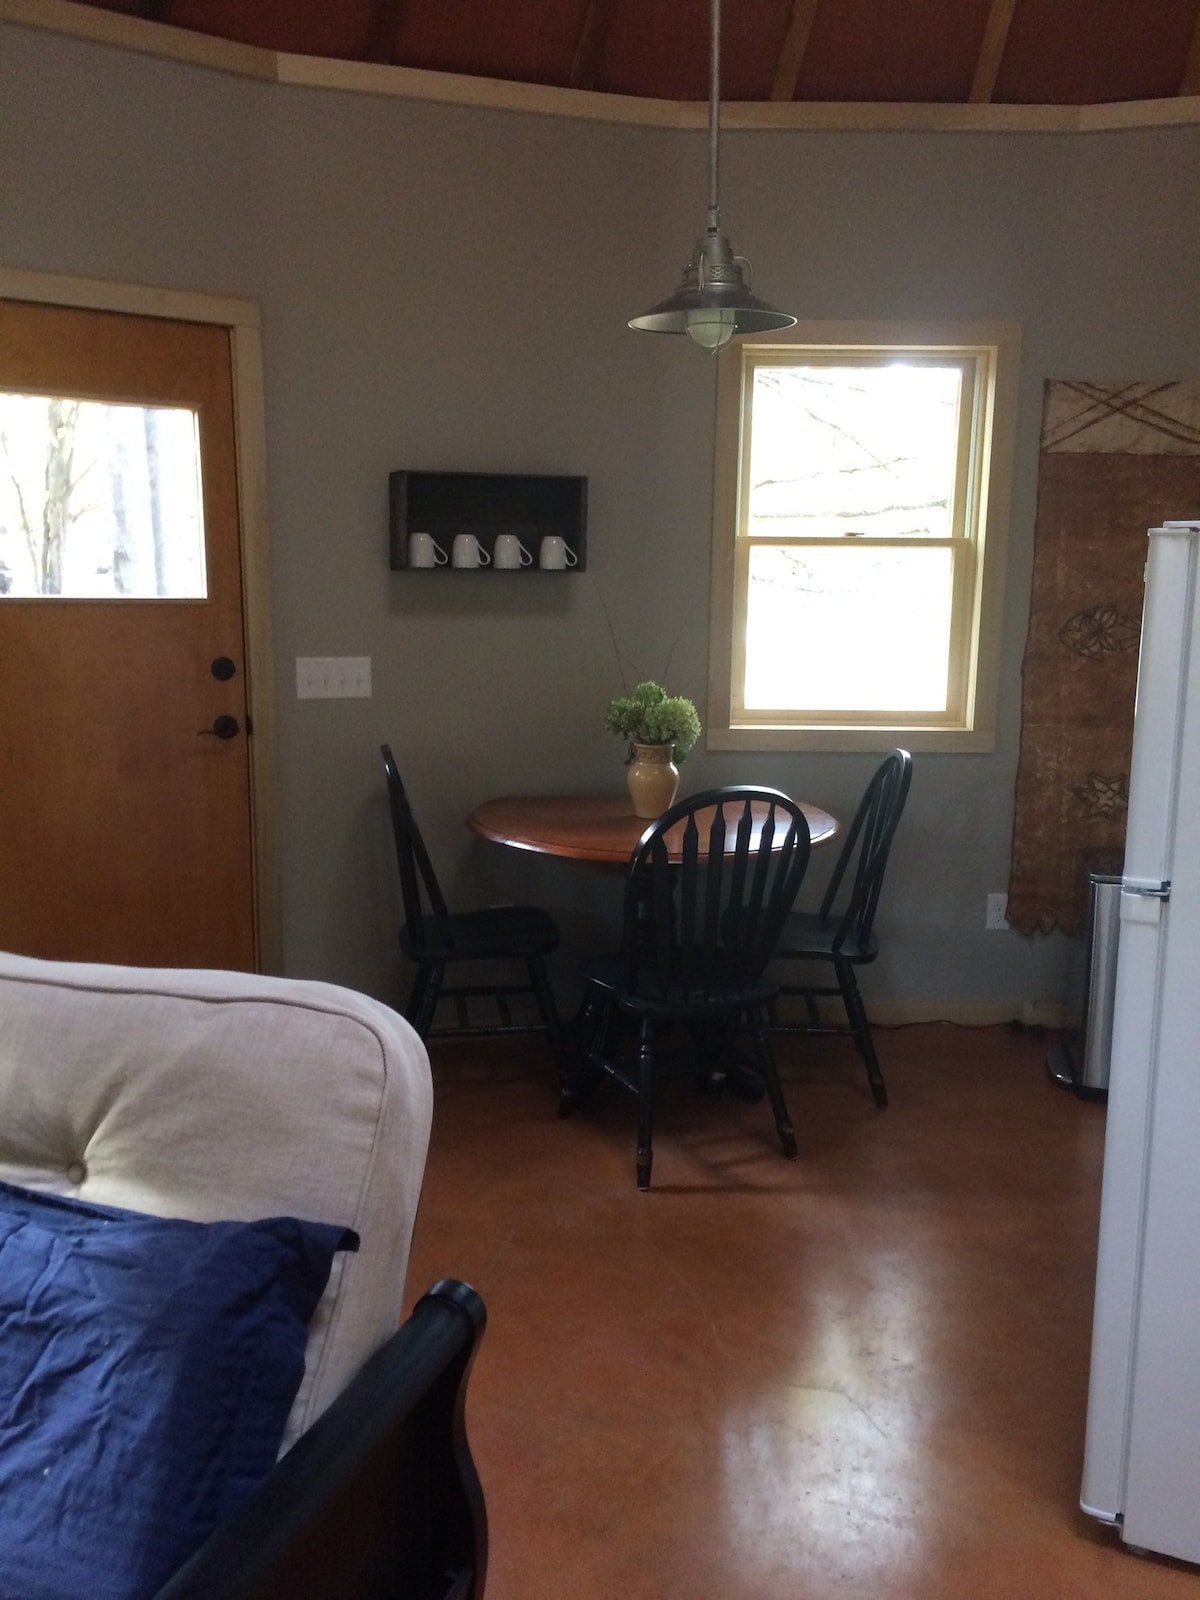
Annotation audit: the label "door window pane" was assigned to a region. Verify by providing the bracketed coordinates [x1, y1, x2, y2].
[0, 393, 206, 598]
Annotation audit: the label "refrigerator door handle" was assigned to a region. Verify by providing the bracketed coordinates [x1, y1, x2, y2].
[1121, 886, 1169, 929]
[1123, 877, 1171, 899]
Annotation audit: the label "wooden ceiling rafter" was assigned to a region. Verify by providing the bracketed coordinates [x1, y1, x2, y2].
[14, 0, 1200, 113]
[363, 0, 405, 65]
[770, 0, 820, 102]
[569, 0, 608, 92]
[1180, 0, 1200, 94]
[969, 0, 1018, 104]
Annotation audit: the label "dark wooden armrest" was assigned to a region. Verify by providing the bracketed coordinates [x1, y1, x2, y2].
[156, 1280, 488, 1600]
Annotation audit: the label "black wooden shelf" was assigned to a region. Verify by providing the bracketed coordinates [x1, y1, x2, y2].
[389, 470, 587, 571]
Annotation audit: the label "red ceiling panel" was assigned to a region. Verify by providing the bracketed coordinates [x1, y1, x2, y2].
[796, 0, 994, 104]
[162, 0, 377, 60]
[44, 0, 1200, 107]
[995, 0, 1196, 104]
[387, 0, 592, 89]
[596, 0, 793, 101]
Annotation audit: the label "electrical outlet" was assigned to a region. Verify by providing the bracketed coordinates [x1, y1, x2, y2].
[985, 893, 1009, 931]
[295, 656, 372, 699]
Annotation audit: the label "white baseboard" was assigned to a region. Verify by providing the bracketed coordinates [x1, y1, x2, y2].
[875, 1000, 1076, 1029]
[776, 998, 1079, 1030]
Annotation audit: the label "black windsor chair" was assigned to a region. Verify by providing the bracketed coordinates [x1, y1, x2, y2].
[381, 744, 567, 1079]
[566, 786, 812, 1190]
[767, 749, 913, 1109]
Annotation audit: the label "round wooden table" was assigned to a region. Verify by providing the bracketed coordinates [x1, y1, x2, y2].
[467, 793, 839, 864]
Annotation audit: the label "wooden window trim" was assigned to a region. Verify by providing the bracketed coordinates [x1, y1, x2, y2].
[708, 320, 1021, 754]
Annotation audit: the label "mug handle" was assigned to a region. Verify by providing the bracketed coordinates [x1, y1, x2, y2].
[477, 544, 491, 565]
[518, 542, 533, 566]
[564, 545, 578, 567]
[434, 543, 448, 565]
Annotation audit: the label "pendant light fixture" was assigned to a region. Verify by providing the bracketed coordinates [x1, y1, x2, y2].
[628, 0, 796, 353]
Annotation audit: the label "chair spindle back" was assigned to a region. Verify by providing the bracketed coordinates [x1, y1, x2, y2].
[381, 745, 455, 949]
[623, 787, 811, 1004]
[820, 749, 913, 953]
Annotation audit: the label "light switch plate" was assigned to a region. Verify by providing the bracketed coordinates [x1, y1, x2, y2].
[296, 656, 372, 699]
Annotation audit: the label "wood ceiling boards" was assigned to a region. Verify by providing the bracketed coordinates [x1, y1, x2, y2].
[57, 0, 1200, 107]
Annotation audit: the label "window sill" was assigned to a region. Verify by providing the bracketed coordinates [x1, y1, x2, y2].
[707, 725, 996, 754]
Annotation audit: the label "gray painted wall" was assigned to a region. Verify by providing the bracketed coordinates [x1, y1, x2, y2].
[5, 24, 1199, 1018]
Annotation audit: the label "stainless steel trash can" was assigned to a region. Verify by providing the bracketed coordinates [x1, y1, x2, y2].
[1048, 872, 1120, 1100]
[1078, 873, 1121, 1097]
[1081, 876, 1126, 1100]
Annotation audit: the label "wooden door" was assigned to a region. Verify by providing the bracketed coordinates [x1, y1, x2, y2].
[0, 298, 257, 970]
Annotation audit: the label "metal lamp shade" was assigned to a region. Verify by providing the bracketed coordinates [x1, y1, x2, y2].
[629, 231, 796, 349]
[627, 0, 794, 350]
[628, 277, 798, 337]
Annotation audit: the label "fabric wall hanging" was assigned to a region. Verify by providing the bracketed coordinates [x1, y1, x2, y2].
[1008, 381, 1200, 936]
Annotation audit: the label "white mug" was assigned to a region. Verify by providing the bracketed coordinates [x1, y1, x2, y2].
[538, 536, 578, 570]
[451, 533, 491, 568]
[408, 531, 448, 568]
[493, 534, 533, 569]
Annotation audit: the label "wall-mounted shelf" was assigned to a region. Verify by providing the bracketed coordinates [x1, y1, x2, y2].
[389, 470, 587, 571]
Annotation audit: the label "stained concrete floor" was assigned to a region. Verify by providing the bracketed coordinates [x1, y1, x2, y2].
[404, 1024, 1199, 1600]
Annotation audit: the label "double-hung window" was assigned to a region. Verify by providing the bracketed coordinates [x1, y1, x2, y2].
[708, 322, 1020, 752]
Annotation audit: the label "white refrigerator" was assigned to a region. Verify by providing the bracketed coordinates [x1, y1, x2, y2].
[1081, 519, 1200, 1563]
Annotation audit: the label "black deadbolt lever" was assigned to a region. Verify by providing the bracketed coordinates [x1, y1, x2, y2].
[201, 715, 241, 740]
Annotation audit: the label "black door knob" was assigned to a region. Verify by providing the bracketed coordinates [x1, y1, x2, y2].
[210, 715, 240, 740]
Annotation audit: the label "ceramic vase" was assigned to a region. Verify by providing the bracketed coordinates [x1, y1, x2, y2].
[626, 743, 680, 819]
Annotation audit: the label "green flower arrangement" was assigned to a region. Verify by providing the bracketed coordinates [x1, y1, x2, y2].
[604, 680, 701, 764]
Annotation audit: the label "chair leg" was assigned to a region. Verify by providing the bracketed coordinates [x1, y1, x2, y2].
[767, 982, 822, 1031]
[406, 963, 443, 1041]
[527, 953, 569, 1091]
[561, 987, 608, 1118]
[688, 1017, 764, 1103]
[748, 1007, 798, 1160]
[837, 960, 888, 1109]
[635, 1016, 656, 1191]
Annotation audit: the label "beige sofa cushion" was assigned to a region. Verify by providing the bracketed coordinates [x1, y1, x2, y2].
[0, 951, 432, 1448]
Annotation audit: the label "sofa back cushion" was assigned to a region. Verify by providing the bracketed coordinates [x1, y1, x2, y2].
[0, 952, 433, 1447]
